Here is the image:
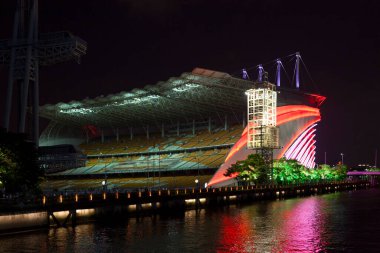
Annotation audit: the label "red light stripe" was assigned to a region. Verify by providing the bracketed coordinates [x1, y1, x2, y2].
[277, 111, 320, 125]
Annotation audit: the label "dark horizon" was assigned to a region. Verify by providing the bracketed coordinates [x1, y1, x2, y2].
[1, 0, 379, 167]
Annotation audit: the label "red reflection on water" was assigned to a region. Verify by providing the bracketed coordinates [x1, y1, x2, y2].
[217, 212, 254, 253]
[275, 198, 329, 253]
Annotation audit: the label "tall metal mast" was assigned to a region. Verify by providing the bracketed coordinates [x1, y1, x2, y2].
[0, 0, 87, 146]
[276, 59, 282, 87]
[242, 68, 249, 80]
[257, 64, 264, 82]
[295, 52, 300, 89]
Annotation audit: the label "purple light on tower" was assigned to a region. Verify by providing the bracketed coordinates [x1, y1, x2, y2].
[295, 52, 301, 89]
[258, 64, 264, 82]
[276, 59, 282, 87]
[242, 68, 249, 80]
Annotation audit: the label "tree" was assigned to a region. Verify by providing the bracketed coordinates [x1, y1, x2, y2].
[273, 158, 304, 184]
[224, 154, 269, 184]
[224, 155, 349, 186]
[0, 129, 43, 197]
[333, 164, 348, 181]
[273, 160, 349, 184]
[0, 147, 18, 191]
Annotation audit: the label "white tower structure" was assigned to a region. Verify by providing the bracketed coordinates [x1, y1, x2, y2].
[246, 75, 279, 150]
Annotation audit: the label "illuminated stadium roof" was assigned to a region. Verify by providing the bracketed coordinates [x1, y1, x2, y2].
[40, 68, 324, 128]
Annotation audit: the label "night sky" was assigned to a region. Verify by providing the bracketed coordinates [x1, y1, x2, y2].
[0, 0, 379, 167]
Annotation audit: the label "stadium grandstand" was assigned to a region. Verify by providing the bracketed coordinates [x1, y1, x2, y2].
[39, 67, 325, 191]
[39, 144, 86, 173]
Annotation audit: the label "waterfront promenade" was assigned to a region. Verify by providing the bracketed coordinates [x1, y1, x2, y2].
[0, 181, 369, 232]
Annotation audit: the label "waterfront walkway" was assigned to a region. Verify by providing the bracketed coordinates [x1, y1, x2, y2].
[0, 181, 370, 231]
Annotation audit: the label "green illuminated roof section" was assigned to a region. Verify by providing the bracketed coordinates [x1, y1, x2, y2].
[39, 68, 253, 128]
[40, 68, 321, 129]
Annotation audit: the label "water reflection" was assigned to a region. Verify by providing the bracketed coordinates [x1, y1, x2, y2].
[218, 211, 254, 252]
[215, 198, 328, 252]
[275, 198, 328, 252]
[1, 189, 380, 252]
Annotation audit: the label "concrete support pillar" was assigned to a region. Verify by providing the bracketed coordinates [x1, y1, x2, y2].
[161, 123, 165, 138]
[195, 198, 201, 209]
[224, 115, 228, 130]
[33, 64, 39, 146]
[130, 127, 133, 140]
[152, 201, 158, 210]
[146, 125, 149, 139]
[192, 119, 195, 135]
[242, 112, 246, 128]
[116, 128, 119, 143]
[101, 129, 104, 143]
[177, 121, 180, 136]
[3, 10, 18, 132]
[208, 117, 211, 133]
[71, 209, 77, 227]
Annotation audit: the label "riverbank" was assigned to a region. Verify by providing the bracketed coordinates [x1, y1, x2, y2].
[0, 181, 370, 234]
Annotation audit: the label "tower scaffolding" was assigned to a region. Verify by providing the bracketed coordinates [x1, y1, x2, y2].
[246, 73, 279, 181]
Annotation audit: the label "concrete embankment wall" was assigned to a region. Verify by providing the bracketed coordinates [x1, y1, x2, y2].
[0, 181, 370, 234]
[0, 211, 48, 232]
[0, 209, 98, 234]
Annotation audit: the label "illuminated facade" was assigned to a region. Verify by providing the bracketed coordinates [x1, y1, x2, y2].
[208, 105, 324, 187]
[38, 67, 325, 188]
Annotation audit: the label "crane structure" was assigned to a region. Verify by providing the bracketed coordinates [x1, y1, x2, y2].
[0, 0, 87, 146]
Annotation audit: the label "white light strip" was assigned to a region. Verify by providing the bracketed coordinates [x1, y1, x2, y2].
[307, 151, 316, 168]
[59, 108, 94, 114]
[299, 140, 315, 165]
[284, 124, 317, 159]
[293, 131, 316, 160]
[304, 150, 316, 168]
[285, 129, 313, 159]
[311, 156, 316, 168]
[296, 136, 316, 162]
[303, 147, 314, 168]
[301, 145, 316, 167]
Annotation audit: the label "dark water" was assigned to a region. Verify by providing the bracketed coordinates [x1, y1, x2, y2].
[1, 188, 380, 253]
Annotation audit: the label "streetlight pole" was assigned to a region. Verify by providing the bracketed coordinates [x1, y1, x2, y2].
[197, 156, 199, 177]
[147, 155, 150, 189]
[197, 150, 200, 178]
[375, 149, 378, 168]
[152, 154, 155, 189]
[104, 164, 107, 191]
[340, 153, 344, 165]
[158, 153, 161, 187]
